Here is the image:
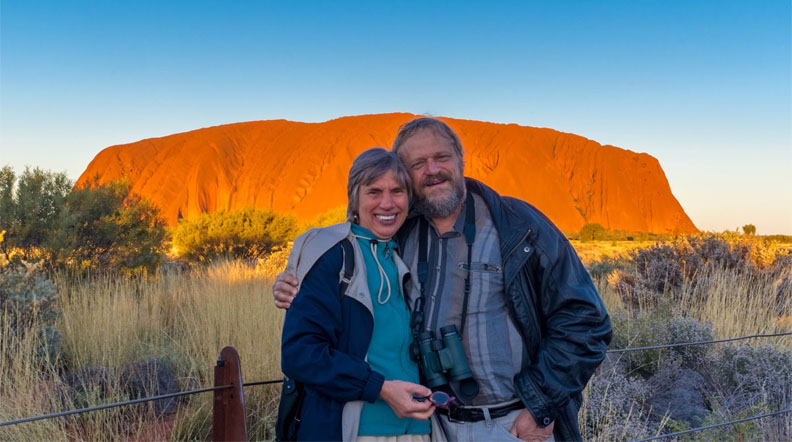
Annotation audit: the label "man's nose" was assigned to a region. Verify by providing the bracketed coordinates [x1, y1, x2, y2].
[426, 158, 441, 174]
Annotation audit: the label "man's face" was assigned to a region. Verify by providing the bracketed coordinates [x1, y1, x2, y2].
[397, 129, 465, 219]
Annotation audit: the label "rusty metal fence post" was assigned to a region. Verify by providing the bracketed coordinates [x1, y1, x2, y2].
[213, 346, 248, 441]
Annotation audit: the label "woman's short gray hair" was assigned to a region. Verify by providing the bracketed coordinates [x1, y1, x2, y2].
[347, 147, 413, 223]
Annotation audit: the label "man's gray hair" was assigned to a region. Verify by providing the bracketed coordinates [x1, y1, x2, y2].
[392, 117, 465, 167]
[347, 147, 413, 223]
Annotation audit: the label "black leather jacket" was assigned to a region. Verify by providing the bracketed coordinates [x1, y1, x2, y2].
[400, 178, 611, 441]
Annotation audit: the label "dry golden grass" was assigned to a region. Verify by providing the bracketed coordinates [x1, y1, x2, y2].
[569, 240, 650, 265]
[1, 259, 284, 441]
[2, 237, 790, 440]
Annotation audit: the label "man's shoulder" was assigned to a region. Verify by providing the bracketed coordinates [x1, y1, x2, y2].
[466, 177, 570, 252]
[466, 178, 558, 230]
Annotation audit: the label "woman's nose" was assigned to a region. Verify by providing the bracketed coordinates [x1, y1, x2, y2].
[380, 192, 395, 208]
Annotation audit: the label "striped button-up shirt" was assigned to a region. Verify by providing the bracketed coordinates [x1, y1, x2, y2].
[402, 193, 524, 406]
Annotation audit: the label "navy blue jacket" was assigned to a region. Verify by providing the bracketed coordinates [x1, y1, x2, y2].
[281, 244, 385, 441]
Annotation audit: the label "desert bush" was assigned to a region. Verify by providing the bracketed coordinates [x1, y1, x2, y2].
[0, 166, 71, 260]
[743, 224, 757, 236]
[580, 365, 657, 441]
[256, 246, 291, 280]
[172, 207, 298, 262]
[49, 179, 167, 274]
[704, 344, 792, 413]
[586, 255, 632, 280]
[609, 233, 791, 308]
[0, 259, 61, 362]
[301, 206, 347, 230]
[609, 306, 714, 377]
[580, 223, 609, 242]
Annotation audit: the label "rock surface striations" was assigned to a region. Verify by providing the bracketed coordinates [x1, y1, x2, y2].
[77, 113, 697, 234]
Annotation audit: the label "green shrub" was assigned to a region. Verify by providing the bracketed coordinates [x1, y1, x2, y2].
[580, 223, 609, 242]
[172, 208, 298, 262]
[302, 206, 347, 230]
[0, 166, 71, 260]
[586, 255, 631, 280]
[0, 259, 61, 362]
[50, 179, 167, 274]
[609, 305, 714, 377]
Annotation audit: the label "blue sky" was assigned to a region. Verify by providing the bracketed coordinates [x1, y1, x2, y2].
[1, 1, 790, 234]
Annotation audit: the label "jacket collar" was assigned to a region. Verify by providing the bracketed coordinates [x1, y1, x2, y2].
[464, 178, 536, 256]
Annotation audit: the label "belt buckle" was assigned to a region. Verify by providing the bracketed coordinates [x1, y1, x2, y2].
[447, 405, 466, 424]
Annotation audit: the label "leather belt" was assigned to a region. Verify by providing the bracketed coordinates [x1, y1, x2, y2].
[438, 400, 524, 423]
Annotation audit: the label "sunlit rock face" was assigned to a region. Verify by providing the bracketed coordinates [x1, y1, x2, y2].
[77, 113, 697, 234]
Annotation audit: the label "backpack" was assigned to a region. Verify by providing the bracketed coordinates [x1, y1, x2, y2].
[275, 238, 355, 442]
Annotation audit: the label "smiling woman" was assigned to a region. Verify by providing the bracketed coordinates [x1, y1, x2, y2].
[280, 147, 437, 441]
[356, 170, 408, 239]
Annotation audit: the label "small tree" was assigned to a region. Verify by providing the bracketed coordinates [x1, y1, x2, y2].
[172, 207, 298, 262]
[0, 166, 71, 259]
[580, 223, 609, 242]
[50, 179, 167, 274]
[742, 224, 756, 236]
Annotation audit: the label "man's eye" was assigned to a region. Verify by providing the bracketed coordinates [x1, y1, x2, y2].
[411, 162, 424, 170]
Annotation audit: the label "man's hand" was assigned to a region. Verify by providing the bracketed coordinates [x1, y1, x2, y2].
[509, 409, 554, 442]
[379, 380, 435, 420]
[272, 272, 299, 309]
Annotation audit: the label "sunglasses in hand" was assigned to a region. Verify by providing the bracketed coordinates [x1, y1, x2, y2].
[412, 391, 456, 409]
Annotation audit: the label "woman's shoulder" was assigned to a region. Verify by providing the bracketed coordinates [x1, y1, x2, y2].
[288, 222, 352, 281]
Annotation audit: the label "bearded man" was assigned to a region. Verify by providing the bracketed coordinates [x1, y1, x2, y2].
[274, 117, 611, 442]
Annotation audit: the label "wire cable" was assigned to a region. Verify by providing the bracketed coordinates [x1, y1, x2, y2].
[633, 407, 792, 441]
[608, 331, 792, 354]
[0, 385, 232, 427]
[242, 379, 283, 387]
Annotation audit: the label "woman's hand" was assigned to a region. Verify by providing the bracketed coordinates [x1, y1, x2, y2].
[378, 380, 436, 420]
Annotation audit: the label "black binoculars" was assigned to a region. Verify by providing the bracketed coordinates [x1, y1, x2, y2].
[411, 325, 479, 401]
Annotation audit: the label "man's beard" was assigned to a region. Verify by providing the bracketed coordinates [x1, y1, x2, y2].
[414, 172, 466, 219]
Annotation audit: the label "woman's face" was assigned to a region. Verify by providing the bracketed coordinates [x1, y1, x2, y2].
[357, 169, 409, 239]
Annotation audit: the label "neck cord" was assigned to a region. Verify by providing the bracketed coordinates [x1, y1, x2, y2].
[352, 232, 393, 304]
[413, 191, 476, 337]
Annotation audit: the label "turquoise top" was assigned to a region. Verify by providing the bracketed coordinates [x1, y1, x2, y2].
[351, 224, 430, 436]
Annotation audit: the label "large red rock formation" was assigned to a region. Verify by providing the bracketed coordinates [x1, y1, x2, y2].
[77, 113, 697, 234]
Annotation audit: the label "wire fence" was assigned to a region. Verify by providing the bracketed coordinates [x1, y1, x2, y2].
[607, 330, 792, 354]
[0, 385, 232, 427]
[634, 407, 792, 442]
[1, 331, 790, 440]
[0, 379, 287, 428]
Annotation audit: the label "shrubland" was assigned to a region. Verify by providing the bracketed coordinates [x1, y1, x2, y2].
[581, 232, 792, 441]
